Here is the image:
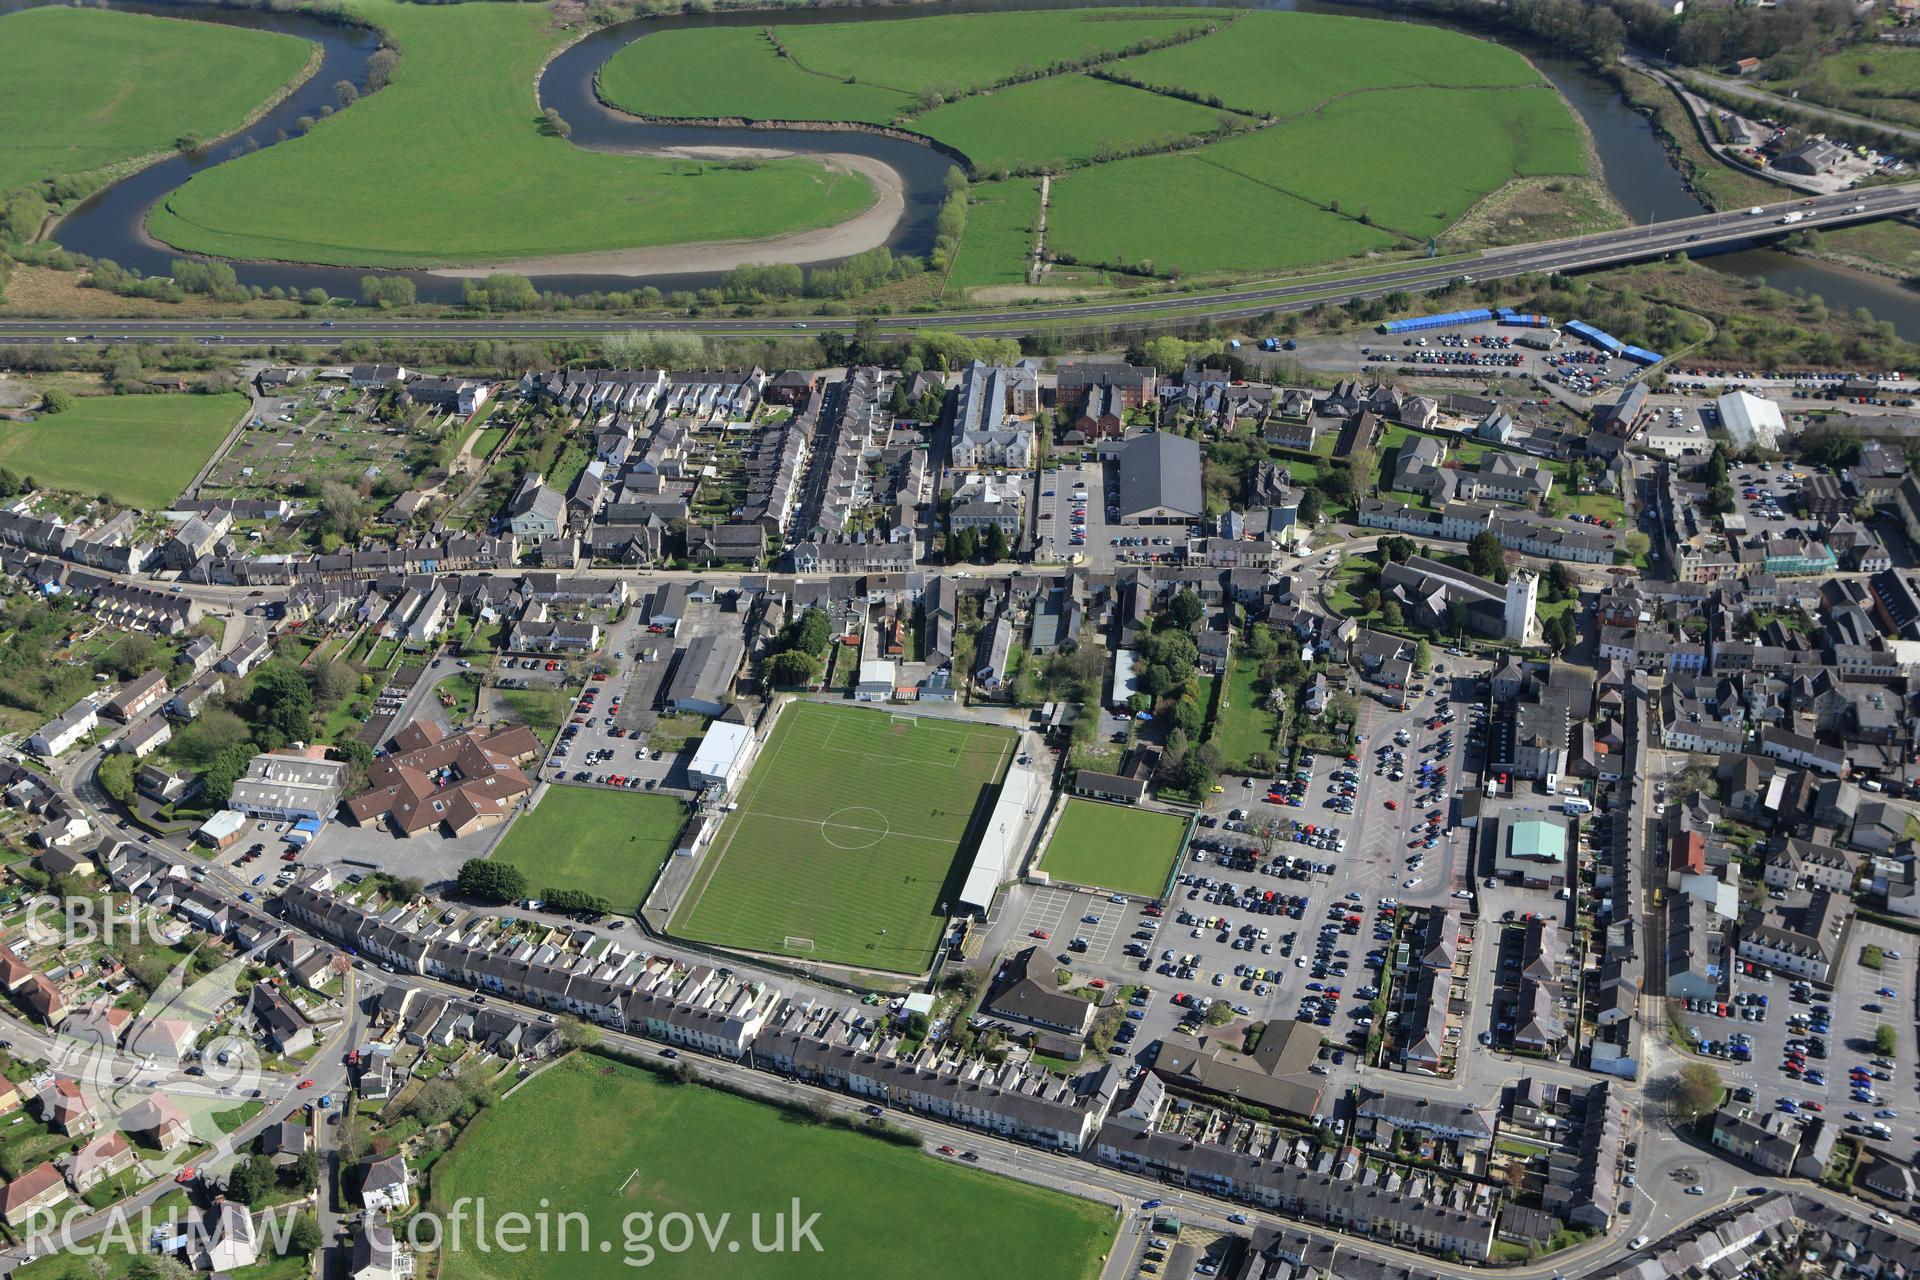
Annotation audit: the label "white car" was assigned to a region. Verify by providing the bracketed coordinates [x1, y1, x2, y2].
[1630, 1236, 1649, 1251]
[1452, 890, 1473, 900]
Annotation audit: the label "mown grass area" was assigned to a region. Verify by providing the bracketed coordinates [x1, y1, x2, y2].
[432, 673, 483, 726]
[912, 74, 1239, 173]
[1109, 10, 1542, 117]
[0, 391, 244, 509]
[1211, 654, 1282, 770]
[434, 1054, 1116, 1280]
[1768, 45, 1920, 131]
[946, 178, 1041, 292]
[492, 786, 685, 913]
[150, 0, 877, 267]
[496, 686, 567, 746]
[671, 703, 1013, 972]
[1041, 799, 1186, 897]
[0, 6, 313, 193]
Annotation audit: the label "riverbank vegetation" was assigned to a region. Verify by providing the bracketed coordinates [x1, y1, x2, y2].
[0, 6, 313, 241]
[146, 0, 878, 268]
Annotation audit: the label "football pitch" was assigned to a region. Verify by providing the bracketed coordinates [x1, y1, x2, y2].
[669, 702, 1014, 972]
[1041, 799, 1188, 898]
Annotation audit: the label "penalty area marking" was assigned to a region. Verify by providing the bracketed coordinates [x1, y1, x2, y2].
[783, 936, 815, 951]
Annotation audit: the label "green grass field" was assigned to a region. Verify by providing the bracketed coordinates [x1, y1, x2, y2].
[600, 8, 1218, 126]
[1769, 45, 1920, 131]
[944, 179, 1041, 291]
[435, 1055, 1116, 1280]
[670, 702, 1013, 972]
[1041, 799, 1186, 898]
[0, 6, 312, 193]
[599, 6, 1582, 288]
[0, 391, 244, 509]
[1210, 654, 1282, 770]
[1043, 151, 1396, 276]
[1109, 10, 1545, 117]
[777, 8, 1215, 95]
[149, 0, 877, 267]
[597, 27, 912, 125]
[912, 75, 1238, 173]
[493, 786, 685, 914]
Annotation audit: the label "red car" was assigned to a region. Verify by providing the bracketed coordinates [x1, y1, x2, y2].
[175, 1167, 197, 1185]
[1030, 929, 1050, 940]
[1385, 800, 1399, 811]
[938, 1145, 958, 1156]
[1143, 906, 1163, 918]
[297, 1079, 314, 1090]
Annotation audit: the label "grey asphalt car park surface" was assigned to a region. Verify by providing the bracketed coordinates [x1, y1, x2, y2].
[1666, 917, 1920, 1152]
[1727, 464, 1813, 542]
[1005, 657, 1491, 1089]
[1035, 462, 1196, 572]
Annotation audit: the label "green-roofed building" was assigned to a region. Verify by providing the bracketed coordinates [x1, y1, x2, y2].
[1492, 814, 1569, 886]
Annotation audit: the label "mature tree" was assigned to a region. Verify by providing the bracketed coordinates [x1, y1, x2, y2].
[557, 1015, 603, 1049]
[542, 888, 613, 916]
[1674, 1061, 1723, 1122]
[1242, 624, 1277, 663]
[1543, 610, 1577, 654]
[201, 741, 258, 806]
[318, 480, 366, 541]
[406, 1078, 465, 1126]
[226, 1155, 275, 1206]
[1165, 589, 1205, 629]
[307, 659, 355, 711]
[456, 859, 528, 903]
[360, 276, 416, 310]
[285, 1214, 323, 1257]
[766, 649, 821, 687]
[948, 527, 978, 563]
[246, 663, 313, 745]
[777, 607, 832, 657]
[1412, 639, 1432, 673]
[985, 523, 1011, 563]
[1548, 561, 1576, 601]
[1296, 488, 1324, 524]
[130, 1257, 191, 1280]
[1622, 531, 1652, 561]
[1173, 693, 1206, 741]
[170, 707, 253, 766]
[39, 388, 75, 415]
[1877, 1024, 1898, 1057]
[1379, 600, 1404, 629]
[99, 633, 157, 679]
[1467, 531, 1507, 581]
[97, 754, 137, 807]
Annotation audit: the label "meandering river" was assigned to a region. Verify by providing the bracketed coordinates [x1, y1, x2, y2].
[12, 0, 1920, 333]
